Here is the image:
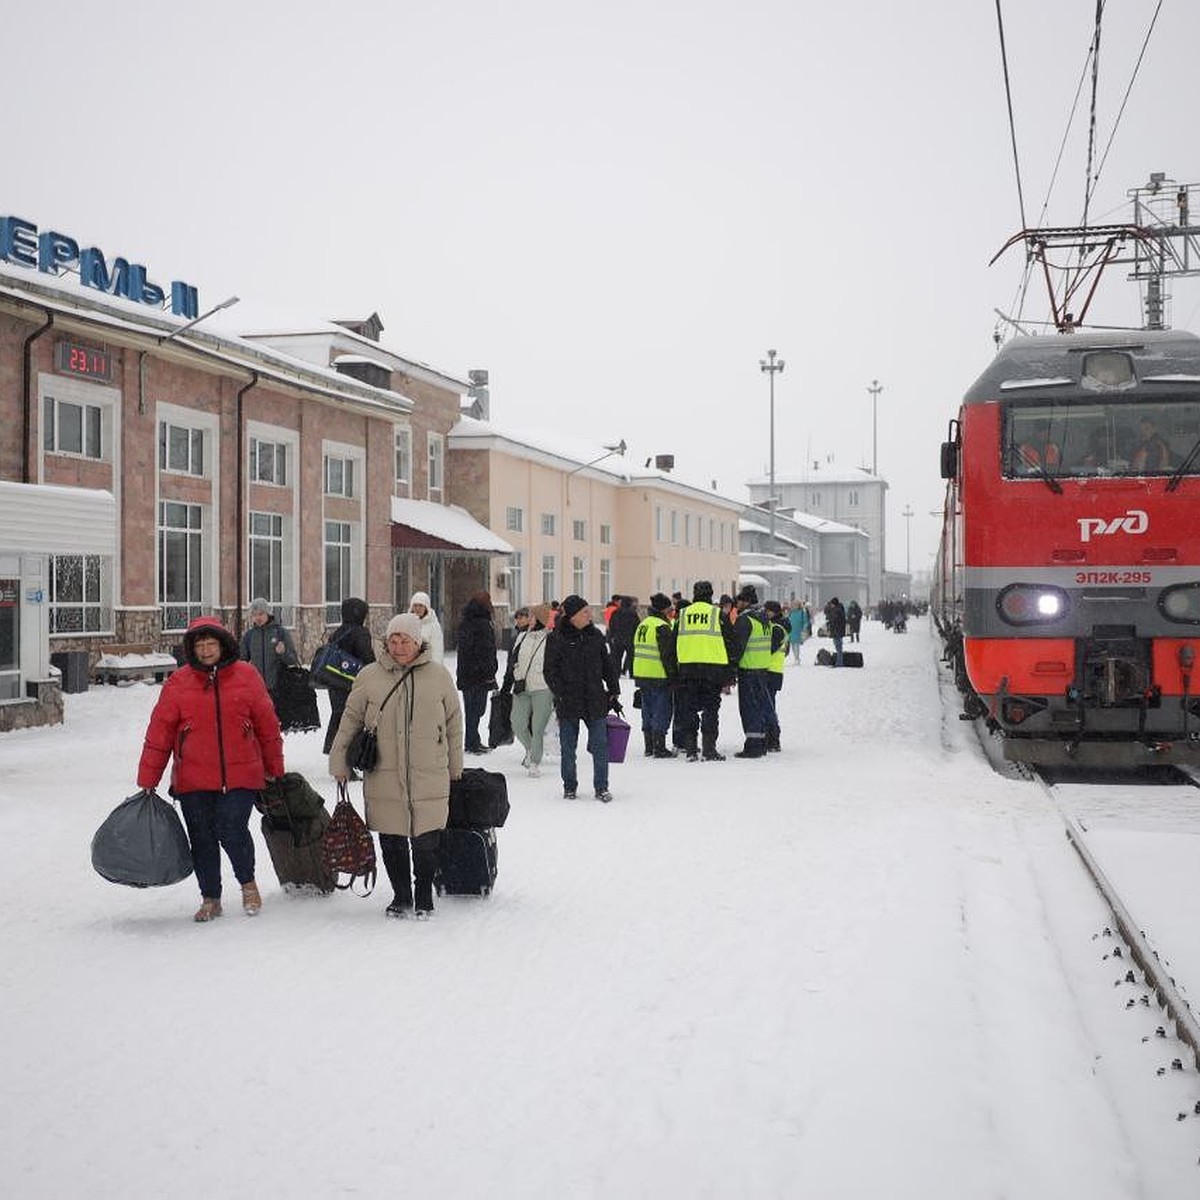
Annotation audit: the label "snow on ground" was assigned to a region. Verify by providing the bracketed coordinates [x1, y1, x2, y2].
[1, 618, 1198, 1199]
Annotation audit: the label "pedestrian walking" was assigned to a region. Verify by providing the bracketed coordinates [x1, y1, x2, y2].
[138, 616, 284, 922]
[330, 612, 463, 919]
[787, 601, 811, 664]
[544, 595, 622, 802]
[408, 590, 445, 663]
[321, 597, 375, 757]
[507, 603, 554, 777]
[240, 597, 297, 714]
[455, 591, 499, 754]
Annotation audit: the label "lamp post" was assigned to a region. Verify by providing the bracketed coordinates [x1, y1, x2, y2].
[902, 503, 914, 578]
[868, 379, 882, 475]
[160, 294, 240, 344]
[760, 349, 785, 561]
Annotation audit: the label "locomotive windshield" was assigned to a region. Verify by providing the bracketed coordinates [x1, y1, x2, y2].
[1003, 397, 1200, 479]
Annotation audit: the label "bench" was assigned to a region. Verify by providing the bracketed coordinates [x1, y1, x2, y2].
[92, 643, 180, 685]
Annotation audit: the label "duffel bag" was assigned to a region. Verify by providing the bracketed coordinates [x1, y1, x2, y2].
[448, 768, 510, 829]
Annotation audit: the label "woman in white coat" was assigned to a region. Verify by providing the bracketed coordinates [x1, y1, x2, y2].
[409, 591, 444, 663]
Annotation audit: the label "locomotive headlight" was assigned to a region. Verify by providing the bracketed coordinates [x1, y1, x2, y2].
[997, 584, 1069, 625]
[1159, 583, 1200, 624]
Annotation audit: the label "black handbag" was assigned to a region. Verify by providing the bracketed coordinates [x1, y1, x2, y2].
[344, 671, 408, 774]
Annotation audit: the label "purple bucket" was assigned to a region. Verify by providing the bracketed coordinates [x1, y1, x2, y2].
[605, 714, 632, 764]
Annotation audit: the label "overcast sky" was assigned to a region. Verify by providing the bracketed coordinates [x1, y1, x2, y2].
[6, 1, 1200, 574]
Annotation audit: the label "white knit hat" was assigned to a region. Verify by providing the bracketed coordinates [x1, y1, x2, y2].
[385, 612, 424, 642]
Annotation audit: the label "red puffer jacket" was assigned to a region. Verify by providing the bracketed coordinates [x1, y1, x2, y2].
[137, 619, 285, 794]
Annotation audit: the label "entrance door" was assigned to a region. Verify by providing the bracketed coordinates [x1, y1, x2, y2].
[0, 579, 19, 700]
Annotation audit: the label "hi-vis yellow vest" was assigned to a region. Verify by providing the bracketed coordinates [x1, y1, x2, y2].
[632, 615, 669, 679]
[739, 614, 772, 671]
[675, 602, 728, 665]
[768, 621, 786, 675]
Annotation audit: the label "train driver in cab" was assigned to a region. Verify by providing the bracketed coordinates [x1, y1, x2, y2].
[1015, 421, 1060, 472]
[1130, 415, 1171, 472]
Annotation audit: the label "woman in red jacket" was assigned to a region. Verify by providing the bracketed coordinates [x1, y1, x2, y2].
[138, 616, 285, 922]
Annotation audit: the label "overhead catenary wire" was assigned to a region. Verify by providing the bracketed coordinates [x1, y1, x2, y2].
[994, 0, 1029, 233]
[1080, 0, 1105, 234]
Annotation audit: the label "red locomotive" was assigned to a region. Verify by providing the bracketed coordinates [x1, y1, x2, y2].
[933, 329, 1200, 767]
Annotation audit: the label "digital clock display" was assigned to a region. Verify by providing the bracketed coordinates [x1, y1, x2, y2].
[55, 340, 113, 382]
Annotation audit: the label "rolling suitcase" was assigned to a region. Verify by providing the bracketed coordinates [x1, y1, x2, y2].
[436, 826, 498, 896]
[261, 811, 337, 893]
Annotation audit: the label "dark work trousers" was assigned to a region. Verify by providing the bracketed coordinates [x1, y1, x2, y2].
[379, 830, 441, 911]
[675, 678, 723, 750]
[766, 674, 782, 737]
[180, 789, 257, 900]
[639, 684, 673, 735]
[322, 685, 350, 754]
[737, 671, 773, 747]
[461, 686, 490, 751]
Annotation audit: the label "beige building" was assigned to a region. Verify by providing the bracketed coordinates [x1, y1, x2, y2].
[448, 418, 742, 611]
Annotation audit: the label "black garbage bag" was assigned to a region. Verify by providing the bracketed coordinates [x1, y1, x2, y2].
[275, 665, 321, 734]
[91, 789, 194, 888]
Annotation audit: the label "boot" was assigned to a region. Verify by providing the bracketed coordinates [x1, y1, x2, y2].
[652, 731, 677, 759]
[643, 730, 656, 757]
[684, 735, 699, 762]
[412, 831, 440, 916]
[701, 735, 725, 761]
[193, 898, 222, 923]
[241, 881, 262, 916]
[734, 737, 766, 759]
[380, 834, 413, 915]
[765, 729, 781, 752]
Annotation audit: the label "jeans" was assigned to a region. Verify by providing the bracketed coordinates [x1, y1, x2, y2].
[179, 789, 257, 899]
[462, 686, 489, 750]
[559, 716, 609, 793]
[832, 635, 844, 667]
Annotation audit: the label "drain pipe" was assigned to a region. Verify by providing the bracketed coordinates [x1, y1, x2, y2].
[234, 371, 259, 638]
[21, 310, 54, 483]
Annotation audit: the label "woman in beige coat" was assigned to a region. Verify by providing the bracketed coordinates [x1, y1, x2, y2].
[330, 612, 463, 918]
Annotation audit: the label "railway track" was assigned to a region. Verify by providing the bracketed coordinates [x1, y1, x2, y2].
[1036, 764, 1200, 1074]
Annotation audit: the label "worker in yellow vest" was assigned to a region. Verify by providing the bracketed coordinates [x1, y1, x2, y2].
[632, 593, 677, 758]
[674, 580, 737, 761]
[762, 599, 790, 752]
[730, 585, 773, 758]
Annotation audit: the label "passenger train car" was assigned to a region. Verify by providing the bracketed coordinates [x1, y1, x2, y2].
[933, 329, 1200, 767]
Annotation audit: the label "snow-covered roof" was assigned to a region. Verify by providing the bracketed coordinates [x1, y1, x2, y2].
[738, 573, 770, 587]
[450, 415, 744, 511]
[390, 497, 513, 553]
[749, 466, 885, 487]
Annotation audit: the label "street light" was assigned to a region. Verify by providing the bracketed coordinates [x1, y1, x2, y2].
[760, 349, 785, 560]
[868, 379, 882, 475]
[160, 294, 240, 344]
[902, 503, 914, 576]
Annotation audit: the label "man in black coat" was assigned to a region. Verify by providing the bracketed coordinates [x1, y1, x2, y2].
[606, 595, 640, 678]
[824, 596, 848, 667]
[544, 595, 622, 802]
[455, 592, 499, 753]
[322, 596, 376, 755]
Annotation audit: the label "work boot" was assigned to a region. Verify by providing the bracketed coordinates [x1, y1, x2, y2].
[643, 731, 656, 757]
[685, 736, 700, 763]
[701, 736, 725, 762]
[652, 732, 677, 759]
[765, 729, 781, 752]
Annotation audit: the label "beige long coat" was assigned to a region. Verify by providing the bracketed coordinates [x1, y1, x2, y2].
[329, 646, 463, 837]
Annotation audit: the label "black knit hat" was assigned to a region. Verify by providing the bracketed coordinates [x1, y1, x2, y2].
[736, 585, 759, 605]
[561, 595, 589, 620]
[649, 592, 671, 612]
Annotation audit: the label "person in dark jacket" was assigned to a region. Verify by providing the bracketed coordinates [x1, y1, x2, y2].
[846, 599, 863, 643]
[322, 597, 376, 755]
[138, 616, 285, 922]
[606, 595, 640, 678]
[544, 595, 621, 801]
[824, 596, 848, 667]
[762, 599, 790, 751]
[455, 591, 499, 754]
[240, 597, 297, 713]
